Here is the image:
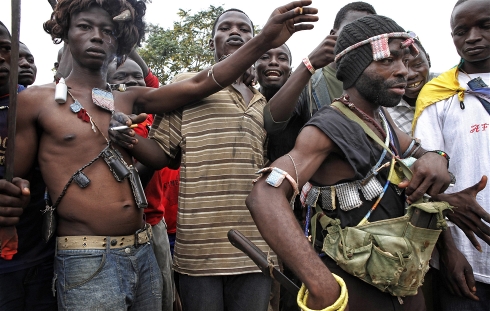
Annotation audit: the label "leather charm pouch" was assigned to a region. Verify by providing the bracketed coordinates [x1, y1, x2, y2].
[129, 166, 148, 209]
[73, 171, 90, 188]
[102, 147, 130, 181]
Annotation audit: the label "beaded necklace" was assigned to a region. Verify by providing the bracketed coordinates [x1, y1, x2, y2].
[336, 94, 399, 156]
[357, 113, 396, 226]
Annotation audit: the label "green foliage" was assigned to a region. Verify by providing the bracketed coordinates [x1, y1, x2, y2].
[139, 5, 224, 84]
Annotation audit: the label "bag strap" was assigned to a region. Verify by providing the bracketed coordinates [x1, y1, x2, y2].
[331, 101, 413, 181]
[331, 101, 395, 157]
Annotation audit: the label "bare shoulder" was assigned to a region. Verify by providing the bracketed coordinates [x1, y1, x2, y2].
[20, 83, 55, 96]
[18, 83, 56, 116]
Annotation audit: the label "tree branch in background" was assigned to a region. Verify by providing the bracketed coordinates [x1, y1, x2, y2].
[139, 5, 224, 84]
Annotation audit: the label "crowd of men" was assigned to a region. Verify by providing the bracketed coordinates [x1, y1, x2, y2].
[0, 0, 489, 310]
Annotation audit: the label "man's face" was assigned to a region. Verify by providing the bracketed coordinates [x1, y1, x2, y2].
[210, 11, 253, 61]
[256, 45, 291, 90]
[18, 43, 37, 86]
[67, 5, 117, 70]
[451, 0, 490, 65]
[404, 46, 430, 100]
[107, 59, 145, 87]
[355, 39, 409, 108]
[0, 25, 11, 88]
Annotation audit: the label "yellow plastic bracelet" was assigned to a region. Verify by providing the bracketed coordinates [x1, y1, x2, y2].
[297, 274, 348, 311]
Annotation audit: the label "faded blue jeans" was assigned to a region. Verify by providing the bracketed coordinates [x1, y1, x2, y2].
[151, 219, 174, 311]
[54, 241, 162, 310]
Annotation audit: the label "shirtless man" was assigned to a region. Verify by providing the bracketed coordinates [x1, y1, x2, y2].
[0, 0, 318, 309]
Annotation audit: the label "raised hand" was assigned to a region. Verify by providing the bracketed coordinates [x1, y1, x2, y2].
[308, 35, 337, 70]
[108, 111, 147, 149]
[434, 176, 490, 251]
[259, 0, 318, 50]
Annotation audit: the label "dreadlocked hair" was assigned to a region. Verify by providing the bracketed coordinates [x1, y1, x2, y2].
[43, 0, 147, 65]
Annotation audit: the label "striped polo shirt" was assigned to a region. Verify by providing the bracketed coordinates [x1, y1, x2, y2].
[149, 72, 275, 276]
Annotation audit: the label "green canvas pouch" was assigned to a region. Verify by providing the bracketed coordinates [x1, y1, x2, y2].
[324, 225, 373, 279]
[320, 203, 451, 297]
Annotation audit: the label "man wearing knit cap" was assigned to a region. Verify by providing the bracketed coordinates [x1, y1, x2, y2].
[246, 14, 490, 311]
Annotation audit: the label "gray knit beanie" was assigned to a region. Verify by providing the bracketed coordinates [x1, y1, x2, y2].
[335, 15, 406, 89]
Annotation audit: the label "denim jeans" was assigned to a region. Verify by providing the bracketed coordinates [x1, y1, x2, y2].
[176, 272, 271, 311]
[0, 256, 58, 311]
[151, 220, 174, 311]
[54, 241, 162, 310]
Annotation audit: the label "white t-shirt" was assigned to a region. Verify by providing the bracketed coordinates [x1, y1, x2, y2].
[414, 72, 490, 284]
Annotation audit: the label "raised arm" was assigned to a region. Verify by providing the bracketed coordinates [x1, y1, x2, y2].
[246, 125, 341, 309]
[266, 34, 337, 124]
[128, 49, 149, 78]
[54, 44, 72, 82]
[132, 1, 319, 114]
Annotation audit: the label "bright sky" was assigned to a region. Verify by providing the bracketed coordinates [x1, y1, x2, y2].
[1, 0, 459, 85]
